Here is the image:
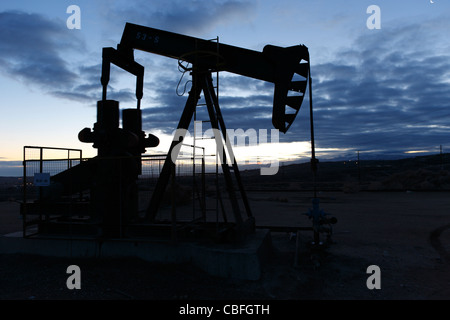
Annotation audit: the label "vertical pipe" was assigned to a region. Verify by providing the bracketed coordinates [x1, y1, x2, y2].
[192, 145, 195, 221]
[39, 147, 46, 224]
[193, 111, 197, 222]
[308, 65, 317, 199]
[216, 152, 219, 230]
[79, 150, 83, 201]
[23, 147, 27, 237]
[171, 162, 177, 243]
[119, 157, 123, 239]
[308, 64, 320, 244]
[202, 148, 206, 222]
[216, 36, 220, 104]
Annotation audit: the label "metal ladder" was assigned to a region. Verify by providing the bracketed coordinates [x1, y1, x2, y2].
[192, 36, 226, 226]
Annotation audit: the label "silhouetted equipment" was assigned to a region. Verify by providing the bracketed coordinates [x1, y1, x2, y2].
[304, 198, 337, 246]
[22, 23, 311, 241]
[77, 99, 160, 236]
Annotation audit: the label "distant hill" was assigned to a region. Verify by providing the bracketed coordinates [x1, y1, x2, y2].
[239, 153, 450, 192]
[0, 177, 23, 201]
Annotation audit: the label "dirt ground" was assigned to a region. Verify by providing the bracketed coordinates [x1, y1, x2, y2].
[1, 190, 450, 301]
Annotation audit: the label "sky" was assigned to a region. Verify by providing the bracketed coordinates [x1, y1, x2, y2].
[1, 0, 450, 176]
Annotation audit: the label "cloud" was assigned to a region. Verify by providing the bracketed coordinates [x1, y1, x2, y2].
[140, 71, 276, 135]
[103, 0, 255, 35]
[140, 17, 450, 160]
[2, 9, 448, 160]
[0, 11, 136, 105]
[139, 17, 450, 160]
[283, 19, 450, 157]
[0, 11, 84, 89]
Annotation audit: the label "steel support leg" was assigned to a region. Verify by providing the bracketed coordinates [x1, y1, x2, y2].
[201, 74, 243, 226]
[203, 74, 253, 220]
[146, 73, 201, 221]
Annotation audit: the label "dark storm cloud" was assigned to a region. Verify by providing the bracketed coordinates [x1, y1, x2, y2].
[138, 19, 450, 159]
[140, 71, 275, 134]
[138, 19, 449, 158]
[0, 11, 83, 88]
[284, 21, 450, 157]
[141, 70, 192, 133]
[52, 84, 135, 104]
[50, 60, 142, 104]
[0, 11, 135, 105]
[96, 0, 258, 116]
[2, 9, 448, 159]
[104, 0, 254, 35]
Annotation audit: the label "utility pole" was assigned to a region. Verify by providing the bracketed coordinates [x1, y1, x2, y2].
[440, 145, 443, 170]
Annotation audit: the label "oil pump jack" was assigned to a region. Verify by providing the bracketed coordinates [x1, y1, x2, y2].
[31, 23, 313, 241]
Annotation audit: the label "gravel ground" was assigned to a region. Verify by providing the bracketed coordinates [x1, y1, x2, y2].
[1, 191, 450, 302]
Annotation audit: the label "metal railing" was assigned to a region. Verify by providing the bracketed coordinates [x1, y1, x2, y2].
[22, 146, 83, 237]
[21, 145, 211, 239]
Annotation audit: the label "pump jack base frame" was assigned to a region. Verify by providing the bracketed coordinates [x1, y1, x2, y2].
[1, 226, 272, 281]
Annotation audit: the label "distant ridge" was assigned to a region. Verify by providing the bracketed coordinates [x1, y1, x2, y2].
[240, 153, 450, 192]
